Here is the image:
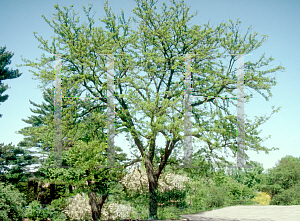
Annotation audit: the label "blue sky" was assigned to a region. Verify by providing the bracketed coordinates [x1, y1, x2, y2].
[0, 0, 299, 174]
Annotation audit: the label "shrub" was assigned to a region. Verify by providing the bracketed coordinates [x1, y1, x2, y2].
[62, 192, 92, 221]
[119, 167, 190, 195]
[24, 200, 47, 221]
[24, 200, 67, 221]
[101, 202, 138, 220]
[251, 191, 271, 205]
[0, 181, 26, 221]
[50, 197, 68, 212]
[156, 188, 188, 208]
[204, 186, 231, 208]
[270, 182, 300, 205]
[207, 171, 256, 206]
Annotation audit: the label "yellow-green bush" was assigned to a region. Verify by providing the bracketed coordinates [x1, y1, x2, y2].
[252, 191, 271, 205]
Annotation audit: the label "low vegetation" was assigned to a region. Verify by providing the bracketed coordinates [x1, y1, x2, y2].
[0, 155, 296, 221]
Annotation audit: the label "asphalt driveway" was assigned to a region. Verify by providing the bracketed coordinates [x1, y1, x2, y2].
[178, 205, 300, 221]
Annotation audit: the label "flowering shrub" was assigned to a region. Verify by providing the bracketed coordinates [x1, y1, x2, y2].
[101, 202, 138, 220]
[62, 192, 92, 221]
[119, 166, 190, 195]
[252, 191, 271, 205]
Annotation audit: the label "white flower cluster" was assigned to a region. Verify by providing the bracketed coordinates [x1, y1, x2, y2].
[120, 167, 191, 194]
[62, 192, 92, 221]
[62, 192, 137, 220]
[60, 168, 191, 220]
[101, 202, 138, 220]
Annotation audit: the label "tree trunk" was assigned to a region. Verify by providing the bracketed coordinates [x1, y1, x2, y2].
[144, 157, 159, 220]
[33, 180, 38, 194]
[86, 169, 109, 221]
[149, 180, 158, 220]
[50, 183, 55, 201]
[28, 177, 34, 195]
[88, 191, 108, 221]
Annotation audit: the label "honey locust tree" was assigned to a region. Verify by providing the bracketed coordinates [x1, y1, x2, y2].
[18, 0, 285, 219]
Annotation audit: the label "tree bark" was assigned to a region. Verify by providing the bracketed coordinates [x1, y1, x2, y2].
[149, 180, 158, 220]
[50, 183, 55, 201]
[144, 157, 159, 220]
[143, 138, 178, 220]
[33, 180, 38, 194]
[85, 169, 109, 221]
[28, 177, 34, 195]
[88, 191, 108, 221]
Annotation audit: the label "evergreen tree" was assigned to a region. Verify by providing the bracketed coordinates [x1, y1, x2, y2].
[0, 46, 22, 118]
[0, 141, 40, 197]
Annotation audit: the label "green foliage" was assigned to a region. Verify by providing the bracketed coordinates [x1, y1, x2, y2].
[24, 200, 48, 221]
[270, 181, 300, 205]
[16, 0, 286, 219]
[227, 162, 266, 189]
[156, 188, 188, 208]
[0, 46, 22, 118]
[24, 200, 67, 221]
[204, 170, 256, 206]
[0, 142, 40, 184]
[267, 155, 300, 190]
[253, 155, 300, 201]
[0, 182, 26, 221]
[50, 196, 68, 212]
[211, 169, 236, 187]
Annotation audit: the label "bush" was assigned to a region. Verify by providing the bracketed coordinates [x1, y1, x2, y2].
[0, 181, 26, 221]
[24, 200, 48, 221]
[101, 202, 138, 220]
[204, 186, 230, 208]
[251, 191, 271, 205]
[157, 188, 188, 208]
[24, 200, 67, 221]
[270, 182, 300, 205]
[207, 171, 256, 206]
[50, 197, 68, 213]
[62, 192, 92, 221]
[266, 156, 300, 191]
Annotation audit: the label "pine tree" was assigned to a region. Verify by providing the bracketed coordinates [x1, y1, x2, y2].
[0, 141, 40, 203]
[0, 46, 22, 118]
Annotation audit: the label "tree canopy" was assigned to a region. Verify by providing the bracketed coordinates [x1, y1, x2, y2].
[17, 0, 285, 219]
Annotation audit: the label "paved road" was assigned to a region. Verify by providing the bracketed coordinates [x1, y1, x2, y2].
[178, 205, 300, 221]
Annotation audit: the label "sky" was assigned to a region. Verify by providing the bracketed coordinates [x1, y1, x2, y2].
[0, 0, 299, 175]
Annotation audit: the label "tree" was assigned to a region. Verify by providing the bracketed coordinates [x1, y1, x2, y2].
[0, 46, 22, 118]
[225, 161, 267, 189]
[16, 80, 94, 152]
[0, 142, 40, 195]
[15, 83, 141, 219]
[18, 0, 285, 219]
[260, 155, 300, 200]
